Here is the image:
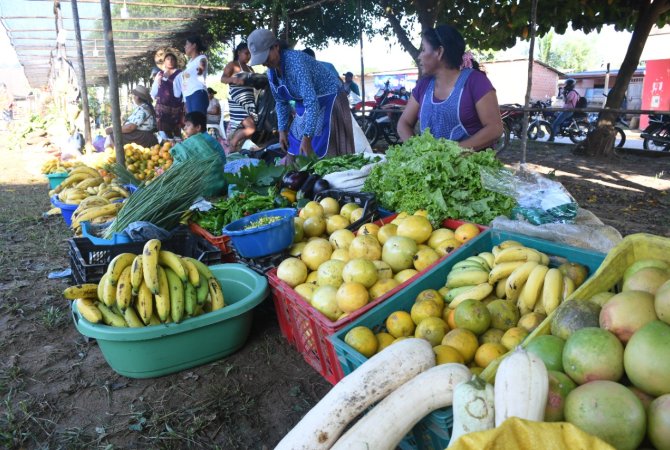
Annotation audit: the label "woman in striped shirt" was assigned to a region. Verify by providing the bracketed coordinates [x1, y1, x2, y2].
[221, 42, 257, 152]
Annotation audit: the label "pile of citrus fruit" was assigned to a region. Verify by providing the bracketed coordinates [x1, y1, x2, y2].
[123, 141, 173, 181]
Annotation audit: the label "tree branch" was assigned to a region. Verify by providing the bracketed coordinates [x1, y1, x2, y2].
[380, 0, 419, 63]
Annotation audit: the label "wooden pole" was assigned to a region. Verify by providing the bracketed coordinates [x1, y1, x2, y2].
[358, 0, 365, 109]
[520, 0, 538, 165]
[100, 0, 124, 165]
[71, 0, 92, 145]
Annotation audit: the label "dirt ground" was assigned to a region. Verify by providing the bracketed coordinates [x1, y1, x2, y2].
[1, 135, 669, 449]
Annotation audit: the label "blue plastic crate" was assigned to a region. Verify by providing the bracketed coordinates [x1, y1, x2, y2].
[330, 228, 606, 450]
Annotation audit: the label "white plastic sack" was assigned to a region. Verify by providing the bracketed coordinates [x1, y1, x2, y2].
[491, 208, 623, 254]
[351, 112, 373, 154]
[323, 153, 385, 192]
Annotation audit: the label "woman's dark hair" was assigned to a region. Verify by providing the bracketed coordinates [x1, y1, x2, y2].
[184, 111, 207, 131]
[302, 48, 316, 58]
[277, 39, 290, 51]
[423, 25, 479, 71]
[186, 35, 207, 53]
[233, 42, 248, 61]
[139, 98, 155, 119]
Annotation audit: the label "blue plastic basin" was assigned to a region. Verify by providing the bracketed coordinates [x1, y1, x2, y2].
[50, 194, 79, 227]
[223, 208, 296, 258]
[81, 221, 131, 245]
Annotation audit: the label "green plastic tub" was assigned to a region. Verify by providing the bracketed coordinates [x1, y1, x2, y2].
[46, 172, 68, 189]
[72, 263, 268, 378]
[330, 229, 606, 450]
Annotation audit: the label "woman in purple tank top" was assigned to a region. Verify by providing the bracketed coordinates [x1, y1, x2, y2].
[397, 24, 503, 151]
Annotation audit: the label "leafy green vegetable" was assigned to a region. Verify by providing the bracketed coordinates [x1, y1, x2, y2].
[362, 131, 515, 225]
[293, 153, 381, 176]
[223, 160, 287, 194]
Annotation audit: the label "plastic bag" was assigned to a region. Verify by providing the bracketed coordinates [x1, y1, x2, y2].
[351, 112, 373, 154]
[491, 208, 623, 254]
[450, 417, 614, 450]
[124, 221, 172, 241]
[322, 153, 385, 192]
[481, 166, 577, 225]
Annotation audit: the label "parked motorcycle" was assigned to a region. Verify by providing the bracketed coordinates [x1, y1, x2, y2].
[641, 114, 670, 151]
[356, 80, 408, 146]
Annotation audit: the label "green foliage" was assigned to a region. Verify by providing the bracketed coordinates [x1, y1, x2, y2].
[362, 131, 515, 225]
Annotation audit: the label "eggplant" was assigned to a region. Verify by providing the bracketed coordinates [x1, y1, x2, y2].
[297, 173, 321, 200]
[312, 178, 331, 197]
[282, 170, 310, 191]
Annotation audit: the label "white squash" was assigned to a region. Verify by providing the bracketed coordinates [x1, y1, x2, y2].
[275, 338, 435, 450]
[493, 346, 548, 427]
[331, 363, 471, 450]
[448, 376, 495, 447]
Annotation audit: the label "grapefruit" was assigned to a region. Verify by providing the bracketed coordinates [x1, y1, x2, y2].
[386, 311, 415, 338]
[358, 223, 380, 238]
[545, 370, 577, 422]
[550, 299, 601, 340]
[329, 228, 355, 250]
[433, 345, 465, 365]
[501, 326, 529, 350]
[486, 299, 520, 331]
[371, 260, 393, 280]
[562, 327, 624, 384]
[375, 332, 395, 352]
[454, 223, 480, 243]
[316, 259, 345, 288]
[396, 215, 433, 244]
[276, 257, 308, 287]
[649, 394, 670, 450]
[415, 317, 449, 346]
[599, 290, 657, 343]
[624, 320, 670, 396]
[622, 266, 670, 295]
[478, 328, 504, 345]
[394, 269, 418, 284]
[301, 201, 324, 218]
[474, 342, 506, 368]
[311, 285, 340, 320]
[289, 242, 306, 257]
[410, 300, 442, 325]
[339, 202, 359, 220]
[415, 289, 445, 311]
[428, 228, 456, 249]
[301, 238, 333, 270]
[442, 328, 479, 364]
[376, 223, 397, 245]
[656, 279, 670, 324]
[349, 207, 365, 224]
[564, 380, 646, 450]
[413, 247, 440, 272]
[325, 215, 349, 234]
[526, 335, 566, 372]
[382, 236, 418, 272]
[336, 282, 369, 313]
[342, 259, 378, 288]
[303, 215, 326, 237]
[368, 278, 399, 299]
[330, 248, 350, 262]
[348, 235, 382, 261]
[344, 326, 378, 358]
[294, 283, 318, 302]
[319, 197, 340, 216]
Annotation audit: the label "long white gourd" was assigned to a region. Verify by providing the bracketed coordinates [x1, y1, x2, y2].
[448, 376, 495, 447]
[274, 338, 435, 450]
[494, 346, 549, 427]
[331, 363, 472, 450]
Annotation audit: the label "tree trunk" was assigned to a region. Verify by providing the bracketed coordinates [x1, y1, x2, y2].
[575, 0, 670, 156]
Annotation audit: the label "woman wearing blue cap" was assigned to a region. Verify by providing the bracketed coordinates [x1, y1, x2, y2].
[246, 28, 354, 159]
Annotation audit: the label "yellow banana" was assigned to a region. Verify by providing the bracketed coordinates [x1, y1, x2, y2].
[136, 281, 154, 325]
[59, 172, 93, 188]
[452, 260, 488, 272]
[97, 302, 127, 327]
[185, 257, 213, 303]
[478, 252, 495, 269]
[184, 281, 197, 316]
[142, 239, 161, 294]
[491, 245, 502, 258]
[449, 282, 493, 308]
[63, 283, 98, 300]
[78, 195, 110, 209]
[488, 261, 526, 285]
[562, 276, 576, 301]
[542, 268, 563, 315]
[130, 255, 143, 295]
[498, 240, 524, 250]
[76, 298, 103, 324]
[102, 274, 117, 307]
[123, 307, 145, 328]
[165, 267, 185, 323]
[534, 293, 547, 314]
[154, 266, 171, 322]
[505, 261, 540, 302]
[539, 253, 550, 266]
[158, 250, 188, 282]
[97, 273, 108, 302]
[184, 257, 214, 279]
[495, 276, 508, 299]
[518, 264, 549, 313]
[106, 252, 136, 286]
[208, 276, 225, 311]
[149, 312, 162, 325]
[68, 165, 100, 178]
[91, 215, 116, 224]
[444, 285, 477, 304]
[494, 246, 543, 265]
[465, 255, 491, 271]
[181, 258, 200, 287]
[109, 185, 130, 198]
[72, 203, 123, 229]
[446, 268, 490, 288]
[115, 266, 133, 311]
[75, 177, 103, 190]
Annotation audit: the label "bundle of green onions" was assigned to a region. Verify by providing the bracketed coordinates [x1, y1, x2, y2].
[104, 153, 222, 238]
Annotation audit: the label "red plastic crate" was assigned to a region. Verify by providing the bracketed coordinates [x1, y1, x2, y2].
[188, 222, 236, 262]
[269, 214, 486, 384]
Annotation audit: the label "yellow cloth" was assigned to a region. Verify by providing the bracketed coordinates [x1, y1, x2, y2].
[449, 417, 615, 450]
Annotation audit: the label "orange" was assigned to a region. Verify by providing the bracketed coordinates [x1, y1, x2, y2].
[478, 328, 505, 345]
[415, 288, 445, 311]
[375, 332, 395, 353]
[410, 300, 442, 325]
[433, 345, 465, 365]
[415, 317, 449, 346]
[336, 282, 369, 313]
[454, 223, 481, 243]
[442, 328, 479, 364]
[344, 326, 378, 358]
[445, 307, 457, 330]
[454, 299, 492, 335]
[501, 326, 530, 350]
[386, 311, 416, 338]
[474, 342, 507, 368]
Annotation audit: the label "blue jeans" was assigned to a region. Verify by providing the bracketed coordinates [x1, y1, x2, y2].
[551, 111, 573, 138]
[185, 89, 208, 116]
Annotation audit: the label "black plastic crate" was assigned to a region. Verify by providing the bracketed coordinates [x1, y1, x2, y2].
[313, 189, 378, 231]
[229, 243, 288, 276]
[68, 228, 222, 284]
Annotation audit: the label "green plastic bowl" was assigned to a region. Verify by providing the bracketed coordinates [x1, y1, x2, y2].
[72, 263, 268, 378]
[46, 172, 68, 189]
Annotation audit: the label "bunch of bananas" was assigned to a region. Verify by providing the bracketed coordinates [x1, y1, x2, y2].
[443, 240, 588, 315]
[70, 197, 125, 236]
[41, 158, 79, 175]
[63, 239, 224, 328]
[50, 165, 129, 205]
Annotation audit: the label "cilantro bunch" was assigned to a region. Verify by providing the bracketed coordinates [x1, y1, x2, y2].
[362, 132, 515, 225]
